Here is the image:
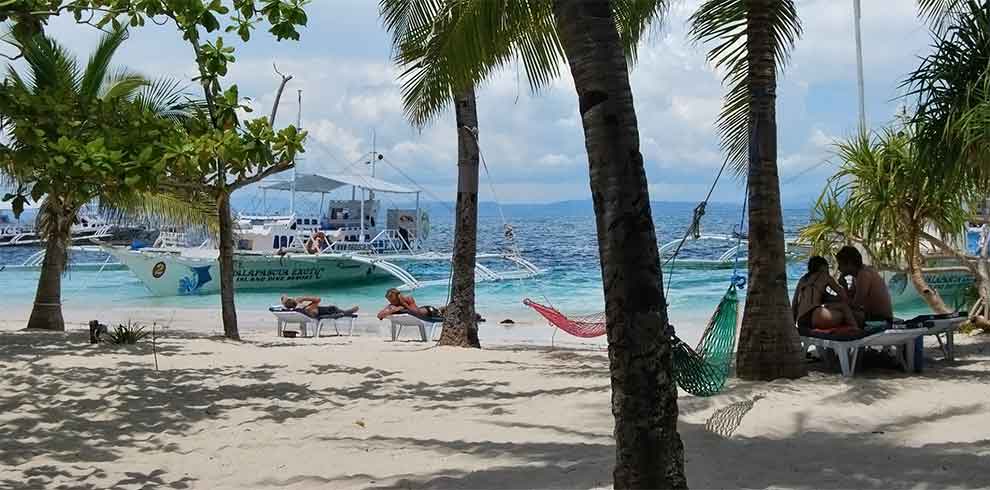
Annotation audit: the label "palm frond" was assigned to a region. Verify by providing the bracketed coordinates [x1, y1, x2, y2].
[917, 0, 969, 32]
[133, 77, 205, 122]
[17, 32, 79, 94]
[614, 0, 670, 63]
[100, 189, 219, 233]
[100, 67, 149, 101]
[384, 0, 565, 127]
[689, 0, 802, 174]
[79, 26, 129, 102]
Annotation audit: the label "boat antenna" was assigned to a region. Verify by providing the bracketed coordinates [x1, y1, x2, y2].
[853, 0, 867, 131]
[292, 89, 302, 215]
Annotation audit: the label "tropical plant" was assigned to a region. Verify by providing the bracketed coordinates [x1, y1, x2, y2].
[904, 0, 990, 318]
[105, 320, 150, 344]
[1, 3, 309, 342]
[0, 27, 211, 331]
[800, 126, 982, 314]
[379, 0, 686, 486]
[689, 0, 806, 380]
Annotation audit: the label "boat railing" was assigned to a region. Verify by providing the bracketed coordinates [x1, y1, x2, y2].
[325, 228, 416, 255]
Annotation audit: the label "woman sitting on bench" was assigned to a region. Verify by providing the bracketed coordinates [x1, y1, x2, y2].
[281, 295, 359, 318]
[793, 256, 858, 334]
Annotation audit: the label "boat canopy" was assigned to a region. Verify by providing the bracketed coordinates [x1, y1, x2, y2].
[262, 173, 418, 195]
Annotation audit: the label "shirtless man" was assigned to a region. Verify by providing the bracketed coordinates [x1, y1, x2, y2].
[281, 294, 359, 318]
[835, 246, 893, 326]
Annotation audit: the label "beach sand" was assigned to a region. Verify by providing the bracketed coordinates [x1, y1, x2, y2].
[1, 307, 989, 489]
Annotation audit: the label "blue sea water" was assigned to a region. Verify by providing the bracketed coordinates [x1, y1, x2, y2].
[0, 202, 824, 344]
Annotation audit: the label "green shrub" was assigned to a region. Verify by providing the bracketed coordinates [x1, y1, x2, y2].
[105, 321, 150, 345]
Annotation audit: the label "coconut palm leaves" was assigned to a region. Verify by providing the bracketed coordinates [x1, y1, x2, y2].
[379, 0, 669, 127]
[906, 1, 990, 183]
[688, 0, 801, 173]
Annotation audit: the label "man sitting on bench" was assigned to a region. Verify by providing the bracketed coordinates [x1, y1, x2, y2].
[835, 246, 893, 327]
[281, 294, 359, 318]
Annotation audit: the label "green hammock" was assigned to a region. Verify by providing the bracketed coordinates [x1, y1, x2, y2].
[670, 285, 738, 396]
[523, 284, 739, 397]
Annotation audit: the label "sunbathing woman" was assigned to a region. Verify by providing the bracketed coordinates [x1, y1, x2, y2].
[792, 256, 858, 333]
[281, 294, 359, 318]
[376, 288, 437, 320]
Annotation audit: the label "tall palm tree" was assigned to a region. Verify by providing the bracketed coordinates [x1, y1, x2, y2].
[381, 0, 563, 348]
[380, 1, 686, 487]
[689, 0, 806, 380]
[1, 28, 208, 331]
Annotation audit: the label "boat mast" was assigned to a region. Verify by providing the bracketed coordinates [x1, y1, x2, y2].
[853, 0, 867, 131]
[291, 89, 302, 215]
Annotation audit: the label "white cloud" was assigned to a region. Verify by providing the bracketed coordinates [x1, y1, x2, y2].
[36, 0, 932, 205]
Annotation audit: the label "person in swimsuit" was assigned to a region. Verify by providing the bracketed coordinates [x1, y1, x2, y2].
[306, 231, 328, 254]
[281, 295, 359, 318]
[835, 245, 893, 326]
[792, 256, 857, 333]
[376, 288, 436, 320]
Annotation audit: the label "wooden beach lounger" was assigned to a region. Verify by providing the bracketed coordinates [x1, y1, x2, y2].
[269, 306, 358, 338]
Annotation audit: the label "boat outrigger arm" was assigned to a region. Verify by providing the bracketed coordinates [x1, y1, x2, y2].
[343, 251, 542, 291]
[658, 233, 810, 267]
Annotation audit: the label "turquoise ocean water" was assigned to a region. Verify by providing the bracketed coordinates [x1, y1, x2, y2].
[0, 202, 935, 345]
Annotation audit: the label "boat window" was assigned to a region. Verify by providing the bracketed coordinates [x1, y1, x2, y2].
[296, 219, 303, 225]
[280, 236, 288, 248]
[272, 236, 279, 249]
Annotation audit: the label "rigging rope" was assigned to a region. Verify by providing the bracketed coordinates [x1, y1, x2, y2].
[663, 155, 735, 299]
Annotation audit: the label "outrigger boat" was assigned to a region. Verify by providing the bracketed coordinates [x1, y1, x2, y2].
[0, 202, 116, 247]
[101, 172, 541, 297]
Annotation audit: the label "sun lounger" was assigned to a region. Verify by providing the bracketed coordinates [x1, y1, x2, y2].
[387, 313, 443, 342]
[800, 327, 927, 377]
[269, 306, 357, 338]
[895, 312, 967, 362]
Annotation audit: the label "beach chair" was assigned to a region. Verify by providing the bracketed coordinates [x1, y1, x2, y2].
[800, 327, 927, 377]
[899, 313, 967, 362]
[269, 306, 357, 338]
[387, 313, 441, 342]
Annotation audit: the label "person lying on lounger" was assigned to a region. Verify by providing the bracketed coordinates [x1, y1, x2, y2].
[377, 288, 438, 320]
[793, 256, 858, 333]
[281, 295, 359, 318]
[835, 245, 893, 326]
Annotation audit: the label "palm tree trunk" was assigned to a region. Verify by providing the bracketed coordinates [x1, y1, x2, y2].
[552, 1, 685, 488]
[26, 206, 69, 331]
[735, 0, 807, 381]
[217, 191, 240, 340]
[438, 86, 481, 348]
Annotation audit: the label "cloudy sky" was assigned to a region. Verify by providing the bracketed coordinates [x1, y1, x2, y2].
[40, 0, 934, 207]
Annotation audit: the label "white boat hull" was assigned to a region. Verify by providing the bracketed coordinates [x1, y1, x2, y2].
[106, 248, 390, 296]
[884, 268, 975, 311]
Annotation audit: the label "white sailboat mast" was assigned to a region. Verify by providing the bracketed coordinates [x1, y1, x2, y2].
[853, 0, 867, 130]
[291, 89, 302, 215]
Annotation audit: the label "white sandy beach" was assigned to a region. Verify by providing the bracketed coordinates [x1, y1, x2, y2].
[1, 306, 989, 490]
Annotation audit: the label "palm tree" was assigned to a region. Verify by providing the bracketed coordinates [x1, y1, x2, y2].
[801, 127, 981, 314]
[380, 1, 686, 486]
[689, 0, 806, 381]
[381, 0, 562, 348]
[1, 28, 207, 331]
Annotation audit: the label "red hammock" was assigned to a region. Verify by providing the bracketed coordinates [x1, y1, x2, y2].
[523, 298, 606, 338]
